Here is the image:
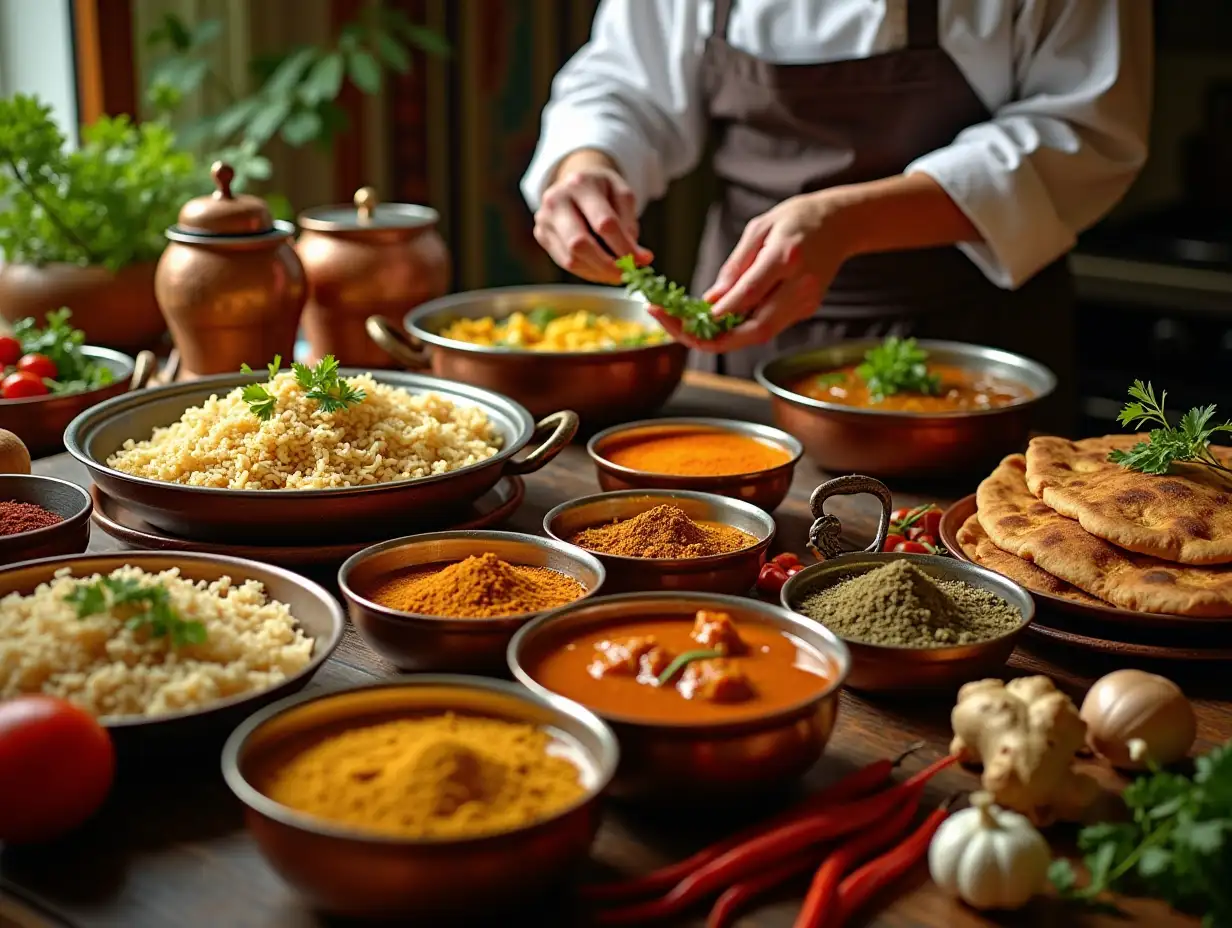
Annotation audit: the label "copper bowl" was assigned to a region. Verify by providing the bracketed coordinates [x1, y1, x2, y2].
[509, 592, 850, 801]
[0, 475, 92, 565]
[780, 552, 1034, 694]
[366, 284, 688, 426]
[587, 417, 803, 512]
[543, 489, 775, 595]
[0, 346, 155, 458]
[64, 369, 576, 544]
[222, 675, 619, 920]
[338, 530, 606, 674]
[754, 340, 1056, 478]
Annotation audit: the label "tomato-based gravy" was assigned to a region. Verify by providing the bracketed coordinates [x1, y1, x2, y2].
[786, 363, 1031, 413]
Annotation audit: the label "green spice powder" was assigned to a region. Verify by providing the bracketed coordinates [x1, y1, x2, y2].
[796, 560, 1022, 648]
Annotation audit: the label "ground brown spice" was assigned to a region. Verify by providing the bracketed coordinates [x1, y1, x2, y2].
[367, 553, 585, 618]
[568, 504, 756, 559]
[0, 500, 62, 536]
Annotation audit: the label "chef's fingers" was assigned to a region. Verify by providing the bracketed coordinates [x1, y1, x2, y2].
[604, 180, 655, 265]
[647, 307, 691, 344]
[708, 243, 788, 320]
[532, 221, 608, 283]
[572, 183, 641, 264]
[705, 218, 771, 303]
[538, 204, 622, 283]
[705, 275, 816, 353]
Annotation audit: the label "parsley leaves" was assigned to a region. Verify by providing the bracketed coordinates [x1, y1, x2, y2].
[66, 574, 207, 647]
[13, 308, 114, 394]
[239, 354, 365, 420]
[1108, 381, 1232, 477]
[616, 254, 741, 341]
[854, 336, 940, 402]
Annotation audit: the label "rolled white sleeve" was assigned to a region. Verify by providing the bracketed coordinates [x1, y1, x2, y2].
[907, 0, 1152, 289]
[520, 0, 707, 213]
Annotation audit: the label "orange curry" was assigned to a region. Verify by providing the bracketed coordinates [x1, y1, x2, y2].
[786, 363, 1030, 413]
[600, 427, 792, 476]
[527, 610, 832, 724]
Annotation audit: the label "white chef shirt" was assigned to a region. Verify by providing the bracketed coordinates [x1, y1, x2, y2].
[520, 0, 1152, 290]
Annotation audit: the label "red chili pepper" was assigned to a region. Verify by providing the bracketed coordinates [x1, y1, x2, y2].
[581, 744, 927, 905]
[881, 533, 906, 552]
[707, 848, 828, 928]
[772, 552, 801, 569]
[756, 562, 789, 595]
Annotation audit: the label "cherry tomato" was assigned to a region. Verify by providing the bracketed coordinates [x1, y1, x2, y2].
[0, 336, 21, 366]
[771, 552, 801, 569]
[906, 525, 925, 540]
[756, 562, 789, 596]
[916, 533, 938, 548]
[784, 564, 803, 577]
[918, 508, 942, 538]
[890, 507, 913, 525]
[0, 695, 114, 843]
[1, 371, 49, 399]
[893, 541, 929, 554]
[16, 353, 57, 380]
[882, 533, 906, 552]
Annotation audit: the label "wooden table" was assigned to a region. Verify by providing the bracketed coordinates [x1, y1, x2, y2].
[2, 372, 1226, 928]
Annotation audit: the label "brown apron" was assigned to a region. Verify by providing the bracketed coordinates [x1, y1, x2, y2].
[691, 0, 1075, 431]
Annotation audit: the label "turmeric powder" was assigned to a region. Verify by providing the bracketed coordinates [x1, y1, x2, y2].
[259, 713, 586, 839]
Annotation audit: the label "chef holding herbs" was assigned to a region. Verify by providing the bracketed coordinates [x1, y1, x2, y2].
[521, 0, 1152, 423]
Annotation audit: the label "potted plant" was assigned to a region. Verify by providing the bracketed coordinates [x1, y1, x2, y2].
[0, 95, 206, 351]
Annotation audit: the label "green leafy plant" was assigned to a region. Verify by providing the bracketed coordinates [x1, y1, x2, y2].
[1049, 741, 1232, 927]
[0, 95, 205, 269]
[66, 574, 207, 647]
[13, 309, 114, 394]
[617, 255, 741, 341]
[855, 337, 941, 402]
[1109, 381, 1232, 477]
[240, 354, 365, 421]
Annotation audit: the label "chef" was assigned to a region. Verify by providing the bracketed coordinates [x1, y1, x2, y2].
[521, 0, 1152, 423]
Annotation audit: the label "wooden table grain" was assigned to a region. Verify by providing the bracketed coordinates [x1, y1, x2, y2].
[2, 372, 1226, 928]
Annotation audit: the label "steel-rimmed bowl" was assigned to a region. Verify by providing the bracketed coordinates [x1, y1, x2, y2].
[222, 674, 618, 920]
[754, 340, 1056, 478]
[780, 552, 1035, 694]
[64, 368, 576, 543]
[364, 283, 688, 425]
[586, 417, 804, 512]
[0, 474, 92, 565]
[509, 591, 849, 800]
[338, 530, 607, 674]
[543, 489, 775, 594]
[0, 551, 343, 761]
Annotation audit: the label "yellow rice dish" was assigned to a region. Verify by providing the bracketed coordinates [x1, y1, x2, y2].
[438, 308, 667, 352]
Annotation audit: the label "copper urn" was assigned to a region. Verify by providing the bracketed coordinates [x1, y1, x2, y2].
[297, 187, 449, 368]
[154, 162, 306, 378]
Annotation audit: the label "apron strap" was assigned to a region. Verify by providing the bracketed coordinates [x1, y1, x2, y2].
[906, 0, 940, 49]
[713, 0, 736, 40]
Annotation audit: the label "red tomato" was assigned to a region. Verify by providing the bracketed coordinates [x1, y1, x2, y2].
[1, 371, 49, 399]
[906, 525, 925, 540]
[784, 565, 803, 577]
[771, 552, 801, 569]
[756, 562, 789, 596]
[0, 696, 114, 843]
[893, 541, 929, 554]
[918, 508, 942, 538]
[883, 533, 906, 551]
[0, 336, 20, 366]
[16, 353, 57, 380]
[916, 533, 938, 548]
[890, 507, 913, 525]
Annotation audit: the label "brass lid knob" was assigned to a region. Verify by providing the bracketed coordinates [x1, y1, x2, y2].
[176, 161, 275, 236]
[354, 186, 378, 223]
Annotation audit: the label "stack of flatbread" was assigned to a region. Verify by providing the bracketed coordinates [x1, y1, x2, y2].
[956, 435, 1232, 617]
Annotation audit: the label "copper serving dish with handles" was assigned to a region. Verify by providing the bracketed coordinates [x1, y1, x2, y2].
[365, 284, 688, 425]
[64, 369, 577, 544]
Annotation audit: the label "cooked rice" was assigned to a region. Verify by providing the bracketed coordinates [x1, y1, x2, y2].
[0, 565, 315, 719]
[106, 372, 503, 490]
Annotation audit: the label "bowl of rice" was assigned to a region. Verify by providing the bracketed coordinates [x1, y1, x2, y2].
[0, 551, 343, 757]
[64, 368, 577, 543]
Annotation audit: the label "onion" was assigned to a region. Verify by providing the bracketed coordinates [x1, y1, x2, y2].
[1079, 669, 1196, 770]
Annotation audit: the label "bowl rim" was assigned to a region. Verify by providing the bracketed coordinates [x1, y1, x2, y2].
[0, 345, 134, 408]
[753, 338, 1058, 420]
[220, 673, 620, 846]
[405, 283, 682, 359]
[337, 529, 608, 628]
[507, 590, 851, 732]
[542, 488, 777, 566]
[63, 367, 539, 499]
[779, 551, 1036, 656]
[0, 550, 345, 728]
[0, 474, 93, 542]
[586, 417, 804, 480]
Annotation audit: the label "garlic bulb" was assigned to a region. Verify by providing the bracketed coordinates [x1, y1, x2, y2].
[928, 791, 1050, 911]
[1080, 669, 1195, 771]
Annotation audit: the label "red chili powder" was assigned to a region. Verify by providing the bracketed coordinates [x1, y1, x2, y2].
[0, 500, 63, 536]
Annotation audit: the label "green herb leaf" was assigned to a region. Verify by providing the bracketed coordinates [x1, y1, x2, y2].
[655, 649, 725, 687]
[814, 372, 846, 388]
[66, 574, 207, 648]
[1108, 381, 1232, 477]
[616, 255, 741, 341]
[854, 336, 941, 402]
[295, 355, 366, 414]
[13, 308, 113, 392]
[526, 306, 559, 331]
[241, 383, 277, 421]
[346, 49, 382, 94]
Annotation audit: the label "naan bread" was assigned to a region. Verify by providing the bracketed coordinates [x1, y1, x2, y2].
[956, 513, 1103, 606]
[979, 454, 1232, 617]
[1025, 435, 1232, 565]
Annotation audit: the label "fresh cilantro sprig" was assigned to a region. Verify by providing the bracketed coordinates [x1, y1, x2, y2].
[1049, 741, 1232, 927]
[238, 354, 365, 420]
[525, 306, 559, 331]
[13, 308, 114, 394]
[1108, 381, 1232, 477]
[239, 355, 283, 421]
[616, 255, 741, 341]
[854, 336, 941, 402]
[66, 574, 207, 647]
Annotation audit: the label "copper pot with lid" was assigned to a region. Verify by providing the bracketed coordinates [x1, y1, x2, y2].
[297, 187, 449, 368]
[154, 162, 307, 379]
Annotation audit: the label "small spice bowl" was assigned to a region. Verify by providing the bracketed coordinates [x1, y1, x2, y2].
[0, 474, 92, 566]
[781, 552, 1035, 694]
[543, 489, 775, 594]
[338, 530, 606, 674]
[222, 675, 618, 921]
[587, 417, 804, 512]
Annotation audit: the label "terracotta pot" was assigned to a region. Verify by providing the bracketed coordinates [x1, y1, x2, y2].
[0, 261, 164, 352]
[297, 187, 449, 368]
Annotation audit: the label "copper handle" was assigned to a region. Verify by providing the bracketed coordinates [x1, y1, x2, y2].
[806, 474, 893, 561]
[365, 315, 430, 370]
[354, 186, 378, 223]
[211, 162, 235, 200]
[505, 411, 579, 476]
[128, 350, 158, 391]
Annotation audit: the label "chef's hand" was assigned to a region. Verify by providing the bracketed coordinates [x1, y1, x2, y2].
[534, 149, 653, 284]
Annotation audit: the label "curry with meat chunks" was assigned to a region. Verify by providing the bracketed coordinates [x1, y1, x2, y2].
[526, 610, 833, 724]
[786, 364, 1030, 413]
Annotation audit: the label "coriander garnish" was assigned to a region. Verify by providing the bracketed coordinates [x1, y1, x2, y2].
[655, 649, 724, 687]
[239, 354, 366, 421]
[526, 306, 559, 330]
[616, 255, 741, 341]
[240, 355, 283, 421]
[1108, 380, 1232, 477]
[66, 575, 207, 647]
[814, 371, 846, 388]
[854, 336, 940, 402]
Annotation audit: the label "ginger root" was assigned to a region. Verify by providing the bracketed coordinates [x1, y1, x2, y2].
[950, 676, 1102, 826]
